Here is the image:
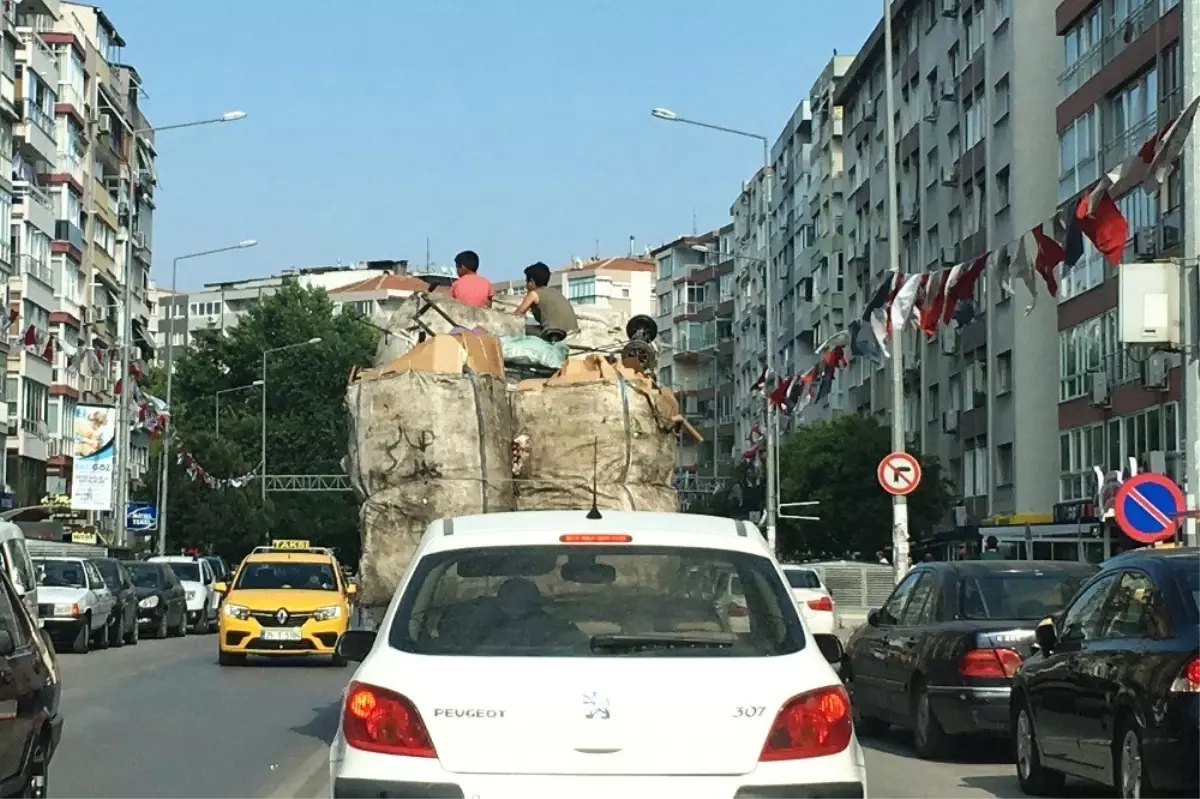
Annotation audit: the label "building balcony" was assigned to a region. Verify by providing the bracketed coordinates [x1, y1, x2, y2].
[16, 28, 57, 83]
[54, 219, 85, 252]
[17, 1, 61, 21]
[13, 181, 55, 235]
[15, 255, 55, 311]
[47, 436, 75, 461]
[17, 103, 56, 169]
[0, 73, 17, 123]
[52, 150, 85, 187]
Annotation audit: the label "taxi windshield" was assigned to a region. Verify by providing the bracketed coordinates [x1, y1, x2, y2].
[235, 562, 338, 591]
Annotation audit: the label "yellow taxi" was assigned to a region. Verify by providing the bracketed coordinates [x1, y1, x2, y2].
[215, 540, 356, 666]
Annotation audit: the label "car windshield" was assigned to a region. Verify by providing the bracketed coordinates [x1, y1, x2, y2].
[126, 564, 161, 589]
[959, 569, 1093, 620]
[235, 562, 338, 591]
[388, 545, 805, 658]
[168, 562, 200, 582]
[93, 561, 119, 589]
[785, 569, 822, 589]
[36, 559, 86, 589]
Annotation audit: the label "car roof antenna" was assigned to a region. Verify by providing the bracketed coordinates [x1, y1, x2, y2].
[586, 437, 602, 520]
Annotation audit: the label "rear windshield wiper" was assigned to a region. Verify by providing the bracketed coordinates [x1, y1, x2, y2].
[590, 633, 735, 653]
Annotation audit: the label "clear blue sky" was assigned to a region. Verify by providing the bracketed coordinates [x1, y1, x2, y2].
[100, 0, 879, 291]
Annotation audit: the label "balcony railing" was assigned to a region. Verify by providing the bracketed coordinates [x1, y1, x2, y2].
[14, 181, 52, 213]
[21, 98, 53, 136]
[54, 220, 85, 251]
[19, 254, 53, 287]
[56, 84, 85, 111]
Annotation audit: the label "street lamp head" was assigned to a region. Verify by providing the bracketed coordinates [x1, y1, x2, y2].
[237, 239, 258, 248]
[690, 244, 713, 254]
[221, 110, 247, 122]
[251, 379, 264, 386]
[307, 337, 323, 345]
[651, 108, 678, 121]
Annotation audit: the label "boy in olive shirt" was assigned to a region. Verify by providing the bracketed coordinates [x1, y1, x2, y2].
[513, 262, 578, 343]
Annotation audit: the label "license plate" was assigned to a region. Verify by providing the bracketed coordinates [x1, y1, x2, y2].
[261, 628, 302, 641]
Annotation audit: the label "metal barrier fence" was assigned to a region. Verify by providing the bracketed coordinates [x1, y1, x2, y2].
[799, 561, 894, 613]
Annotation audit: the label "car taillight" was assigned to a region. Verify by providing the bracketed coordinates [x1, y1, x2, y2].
[727, 602, 749, 617]
[760, 686, 853, 761]
[958, 647, 1023, 679]
[807, 596, 835, 612]
[1170, 655, 1200, 693]
[342, 681, 436, 757]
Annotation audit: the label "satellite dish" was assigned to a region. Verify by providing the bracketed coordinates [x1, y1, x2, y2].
[572, 257, 584, 269]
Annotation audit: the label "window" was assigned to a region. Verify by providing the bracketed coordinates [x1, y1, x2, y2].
[3, 541, 34, 598]
[993, 76, 1010, 123]
[92, 219, 116, 257]
[899, 573, 937, 625]
[880, 571, 924, 625]
[996, 443, 1014, 486]
[996, 351, 1012, 393]
[960, 569, 1092, 621]
[962, 444, 988, 498]
[1061, 6, 1103, 95]
[0, 565, 29, 649]
[964, 9, 984, 57]
[1060, 573, 1119, 641]
[21, 379, 47, 423]
[1059, 107, 1099, 203]
[1100, 570, 1170, 639]
[567, 276, 596, 304]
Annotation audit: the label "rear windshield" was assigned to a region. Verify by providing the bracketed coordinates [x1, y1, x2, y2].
[785, 569, 822, 589]
[235, 562, 338, 591]
[388, 545, 805, 658]
[959, 570, 1092, 621]
[36, 559, 86, 589]
[93, 560, 120, 588]
[1175, 563, 1199, 614]
[126, 564, 161, 589]
[167, 562, 200, 582]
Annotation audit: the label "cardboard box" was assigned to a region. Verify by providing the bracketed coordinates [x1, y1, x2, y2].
[358, 332, 504, 381]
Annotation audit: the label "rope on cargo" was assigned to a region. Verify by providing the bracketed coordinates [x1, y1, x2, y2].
[464, 366, 490, 513]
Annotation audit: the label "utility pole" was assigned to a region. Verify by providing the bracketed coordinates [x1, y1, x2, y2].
[883, 0, 910, 582]
[1182, 0, 1198, 547]
[113, 171, 136, 550]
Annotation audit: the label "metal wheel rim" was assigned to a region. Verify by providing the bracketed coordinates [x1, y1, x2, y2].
[1121, 729, 1142, 799]
[1016, 710, 1033, 780]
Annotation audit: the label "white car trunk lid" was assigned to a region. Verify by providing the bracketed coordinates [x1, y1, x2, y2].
[359, 650, 833, 776]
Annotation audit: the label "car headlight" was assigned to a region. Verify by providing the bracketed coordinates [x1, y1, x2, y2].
[138, 596, 159, 609]
[224, 604, 250, 620]
[52, 603, 79, 617]
[312, 606, 342, 622]
[185, 590, 196, 601]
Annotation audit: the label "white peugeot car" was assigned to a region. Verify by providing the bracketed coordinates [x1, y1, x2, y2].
[148, 556, 218, 633]
[329, 511, 867, 798]
[782, 565, 839, 636]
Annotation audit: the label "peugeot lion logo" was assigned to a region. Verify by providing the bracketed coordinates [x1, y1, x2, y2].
[582, 692, 610, 720]
[275, 609, 289, 625]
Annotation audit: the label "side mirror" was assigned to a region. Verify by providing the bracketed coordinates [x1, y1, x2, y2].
[0, 630, 13, 657]
[336, 630, 376, 663]
[1034, 619, 1058, 654]
[213, 582, 228, 594]
[813, 633, 845, 666]
[867, 608, 881, 627]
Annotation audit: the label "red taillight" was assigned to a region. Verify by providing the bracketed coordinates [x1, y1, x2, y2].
[560, 534, 632, 543]
[807, 595, 835, 612]
[1170, 655, 1200, 693]
[342, 681, 436, 757]
[760, 686, 853, 761]
[727, 602, 749, 617]
[958, 647, 1023, 679]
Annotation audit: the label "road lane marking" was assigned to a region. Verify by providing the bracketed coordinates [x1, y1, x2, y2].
[266, 743, 330, 799]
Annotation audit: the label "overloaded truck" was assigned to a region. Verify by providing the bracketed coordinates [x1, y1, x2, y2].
[344, 292, 702, 622]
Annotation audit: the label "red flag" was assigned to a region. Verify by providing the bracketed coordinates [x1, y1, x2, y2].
[41, 336, 55, 362]
[1031, 224, 1064, 296]
[22, 325, 36, 347]
[113, 378, 123, 396]
[942, 253, 989, 324]
[1075, 192, 1128, 266]
[918, 269, 949, 337]
[882, 272, 905, 337]
[768, 377, 793, 409]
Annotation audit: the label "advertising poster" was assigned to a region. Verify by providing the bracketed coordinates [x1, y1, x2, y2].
[70, 404, 116, 511]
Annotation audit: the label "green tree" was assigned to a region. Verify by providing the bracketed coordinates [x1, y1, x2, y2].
[146, 281, 377, 562]
[775, 414, 954, 561]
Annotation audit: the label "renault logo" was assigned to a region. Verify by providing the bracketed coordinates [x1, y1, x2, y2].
[275, 609, 289, 624]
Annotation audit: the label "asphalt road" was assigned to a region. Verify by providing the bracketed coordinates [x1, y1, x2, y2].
[48, 632, 1111, 798]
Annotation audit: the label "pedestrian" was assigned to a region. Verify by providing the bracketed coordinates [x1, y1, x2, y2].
[980, 534, 1003, 560]
[875, 550, 889, 565]
[922, 553, 934, 562]
[513, 262, 578, 342]
[449, 250, 494, 308]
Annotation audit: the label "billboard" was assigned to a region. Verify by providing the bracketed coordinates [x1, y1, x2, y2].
[70, 404, 116, 511]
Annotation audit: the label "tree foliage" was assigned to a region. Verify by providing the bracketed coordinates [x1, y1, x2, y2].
[773, 414, 954, 561]
[135, 282, 377, 563]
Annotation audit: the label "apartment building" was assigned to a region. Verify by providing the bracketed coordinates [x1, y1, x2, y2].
[651, 230, 737, 495]
[771, 100, 816, 390]
[731, 169, 770, 449]
[492, 256, 657, 318]
[1052, 0, 1188, 505]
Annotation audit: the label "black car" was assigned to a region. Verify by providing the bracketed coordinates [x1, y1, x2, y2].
[90, 558, 140, 647]
[1011, 547, 1199, 798]
[0, 554, 61, 797]
[122, 561, 187, 639]
[844, 559, 1097, 758]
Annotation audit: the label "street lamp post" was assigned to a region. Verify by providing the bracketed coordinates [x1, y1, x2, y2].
[654, 106, 777, 554]
[215, 380, 264, 436]
[156, 238, 257, 557]
[113, 109, 248, 553]
[260, 338, 323, 520]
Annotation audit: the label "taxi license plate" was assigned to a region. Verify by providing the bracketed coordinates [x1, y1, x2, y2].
[261, 629, 302, 642]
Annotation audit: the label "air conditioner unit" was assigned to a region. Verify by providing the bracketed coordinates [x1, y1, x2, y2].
[133, 231, 148, 249]
[1141, 353, 1169, 390]
[942, 410, 960, 433]
[941, 0, 960, 17]
[923, 105, 940, 123]
[940, 80, 958, 101]
[97, 115, 113, 135]
[941, 165, 959, 186]
[1132, 226, 1158, 259]
[206, 315, 219, 326]
[1087, 372, 1110, 407]
[940, 326, 959, 355]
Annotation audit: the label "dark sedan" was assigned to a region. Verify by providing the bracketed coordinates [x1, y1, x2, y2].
[844, 559, 1097, 758]
[122, 561, 187, 639]
[90, 558, 140, 647]
[1011, 546, 1199, 798]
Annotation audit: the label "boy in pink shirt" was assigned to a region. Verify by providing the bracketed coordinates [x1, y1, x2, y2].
[450, 250, 494, 308]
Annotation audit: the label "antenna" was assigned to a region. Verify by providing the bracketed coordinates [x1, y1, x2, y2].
[425, 237, 431, 269]
[586, 437, 602, 520]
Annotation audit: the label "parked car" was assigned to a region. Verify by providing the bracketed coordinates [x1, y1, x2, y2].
[782, 565, 839, 635]
[0, 521, 38, 628]
[203, 555, 231, 606]
[123, 561, 187, 639]
[33, 557, 116, 653]
[843, 559, 1097, 758]
[147, 556, 218, 633]
[90, 558, 140, 647]
[1011, 546, 1199, 798]
[0, 558, 62, 797]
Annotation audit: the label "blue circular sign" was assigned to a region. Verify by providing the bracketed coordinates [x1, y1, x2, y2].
[1113, 473, 1185, 544]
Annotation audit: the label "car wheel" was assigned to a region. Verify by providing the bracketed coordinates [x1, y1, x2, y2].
[1015, 701, 1065, 796]
[110, 611, 125, 648]
[93, 616, 110, 650]
[71, 617, 90, 655]
[1115, 718, 1152, 799]
[192, 605, 209, 634]
[844, 671, 889, 737]
[912, 682, 950, 759]
[20, 730, 49, 798]
[154, 613, 169, 639]
[171, 609, 187, 637]
[218, 650, 246, 667]
[126, 613, 139, 645]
